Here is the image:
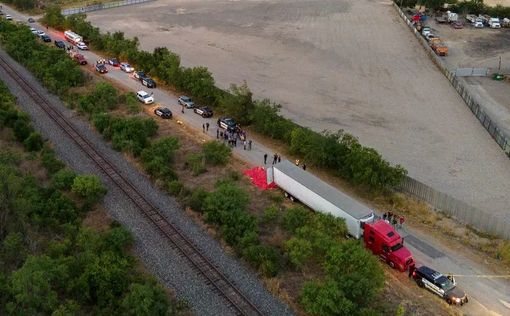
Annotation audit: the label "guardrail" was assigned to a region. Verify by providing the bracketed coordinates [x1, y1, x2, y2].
[61, 0, 153, 16]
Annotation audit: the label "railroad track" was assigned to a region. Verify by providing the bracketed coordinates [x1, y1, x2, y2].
[0, 55, 263, 316]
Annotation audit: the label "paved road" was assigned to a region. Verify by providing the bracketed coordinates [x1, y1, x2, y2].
[2, 6, 510, 315]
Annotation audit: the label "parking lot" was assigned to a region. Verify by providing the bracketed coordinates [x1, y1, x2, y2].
[86, 0, 510, 216]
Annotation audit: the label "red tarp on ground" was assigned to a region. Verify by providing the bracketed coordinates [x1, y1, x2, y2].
[244, 166, 277, 190]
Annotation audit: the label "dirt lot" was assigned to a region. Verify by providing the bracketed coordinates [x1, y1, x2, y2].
[86, 0, 510, 218]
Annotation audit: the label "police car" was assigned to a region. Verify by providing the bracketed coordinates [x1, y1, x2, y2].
[154, 107, 172, 119]
[217, 117, 238, 132]
[412, 266, 468, 305]
[194, 106, 213, 118]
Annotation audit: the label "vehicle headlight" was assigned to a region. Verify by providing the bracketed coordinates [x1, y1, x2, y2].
[455, 298, 460, 303]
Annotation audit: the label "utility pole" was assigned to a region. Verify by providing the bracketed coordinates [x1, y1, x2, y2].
[498, 56, 502, 73]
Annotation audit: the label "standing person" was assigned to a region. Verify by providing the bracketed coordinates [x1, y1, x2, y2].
[216, 129, 219, 139]
[399, 215, 405, 229]
[408, 263, 416, 278]
[234, 138, 237, 147]
[388, 211, 393, 223]
[243, 140, 247, 150]
[181, 104, 185, 114]
[302, 163, 307, 171]
[248, 140, 252, 151]
[273, 153, 278, 165]
[264, 153, 268, 165]
[392, 216, 398, 227]
[382, 212, 387, 221]
[202, 124, 205, 133]
[277, 155, 281, 163]
[295, 159, 300, 166]
[206, 122, 210, 132]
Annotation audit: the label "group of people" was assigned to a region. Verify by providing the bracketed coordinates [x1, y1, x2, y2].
[96, 58, 107, 64]
[217, 128, 252, 149]
[382, 211, 405, 228]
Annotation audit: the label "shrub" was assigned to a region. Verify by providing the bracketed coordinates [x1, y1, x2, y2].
[185, 153, 206, 176]
[284, 237, 313, 269]
[40, 147, 65, 175]
[218, 83, 254, 125]
[167, 180, 183, 196]
[141, 137, 179, 181]
[187, 187, 209, 213]
[71, 175, 107, 203]
[23, 132, 43, 152]
[300, 279, 355, 316]
[262, 205, 279, 224]
[12, 119, 32, 142]
[282, 206, 312, 233]
[78, 82, 119, 115]
[243, 244, 281, 277]
[119, 92, 141, 114]
[202, 141, 231, 166]
[51, 168, 77, 190]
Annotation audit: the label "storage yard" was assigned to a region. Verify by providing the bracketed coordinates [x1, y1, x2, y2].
[86, 0, 510, 217]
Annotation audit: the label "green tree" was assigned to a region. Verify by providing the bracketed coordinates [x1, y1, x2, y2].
[178, 66, 216, 105]
[23, 132, 43, 151]
[71, 175, 107, 203]
[41, 5, 66, 30]
[282, 206, 311, 233]
[218, 82, 254, 125]
[324, 241, 384, 306]
[300, 279, 355, 316]
[202, 141, 231, 166]
[141, 137, 179, 180]
[284, 237, 313, 269]
[8, 256, 66, 314]
[51, 168, 77, 190]
[121, 281, 170, 316]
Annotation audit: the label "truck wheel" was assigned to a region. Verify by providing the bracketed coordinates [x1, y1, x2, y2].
[388, 261, 395, 269]
[417, 280, 424, 288]
[289, 195, 296, 202]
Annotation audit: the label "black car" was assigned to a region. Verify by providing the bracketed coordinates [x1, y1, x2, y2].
[108, 58, 120, 67]
[141, 77, 156, 88]
[54, 40, 66, 49]
[134, 71, 146, 80]
[412, 266, 468, 305]
[217, 117, 239, 132]
[194, 106, 213, 118]
[95, 63, 108, 74]
[41, 34, 51, 42]
[154, 107, 172, 119]
[27, 17, 35, 23]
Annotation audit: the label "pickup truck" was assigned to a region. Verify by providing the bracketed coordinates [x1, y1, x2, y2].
[430, 38, 448, 56]
[74, 53, 87, 65]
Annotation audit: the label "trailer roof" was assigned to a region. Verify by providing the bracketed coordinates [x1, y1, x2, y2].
[274, 160, 373, 219]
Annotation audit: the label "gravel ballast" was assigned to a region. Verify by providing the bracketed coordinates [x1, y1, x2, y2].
[0, 48, 292, 316]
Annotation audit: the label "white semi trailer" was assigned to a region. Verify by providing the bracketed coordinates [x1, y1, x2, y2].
[266, 160, 375, 239]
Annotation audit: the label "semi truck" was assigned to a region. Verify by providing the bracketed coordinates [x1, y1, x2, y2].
[266, 161, 414, 271]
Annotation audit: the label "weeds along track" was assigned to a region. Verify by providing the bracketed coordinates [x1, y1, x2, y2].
[0, 55, 263, 316]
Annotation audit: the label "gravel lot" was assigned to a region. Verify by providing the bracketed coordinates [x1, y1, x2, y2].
[86, 0, 510, 217]
[0, 48, 292, 316]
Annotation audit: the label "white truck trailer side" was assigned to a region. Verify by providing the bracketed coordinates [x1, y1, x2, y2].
[267, 160, 375, 238]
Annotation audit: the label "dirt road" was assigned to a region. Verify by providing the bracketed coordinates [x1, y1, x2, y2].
[84, 0, 510, 218]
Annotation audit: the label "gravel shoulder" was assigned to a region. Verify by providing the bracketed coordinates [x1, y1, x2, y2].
[86, 0, 510, 217]
[0, 48, 292, 316]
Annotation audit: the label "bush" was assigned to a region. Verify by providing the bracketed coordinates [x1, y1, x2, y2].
[167, 180, 183, 196]
[141, 137, 179, 181]
[119, 92, 141, 114]
[282, 206, 312, 233]
[185, 153, 206, 176]
[51, 168, 77, 190]
[262, 205, 279, 224]
[41, 147, 65, 175]
[23, 132, 43, 152]
[71, 175, 107, 203]
[284, 237, 313, 269]
[202, 141, 231, 166]
[187, 187, 209, 213]
[300, 279, 355, 316]
[218, 83, 254, 125]
[78, 82, 119, 115]
[243, 244, 281, 277]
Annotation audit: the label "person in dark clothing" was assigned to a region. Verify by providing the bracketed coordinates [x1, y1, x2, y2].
[382, 212, 387, 221]
[248, 140, 252, 150]
[273, 153, 278, 165]
[277, 155, 281, 163]
[302, 163, 307, 171]
[216, 129, 219, 139]
[206, 122, 210, 131]
[264, 153, 268, 164]
[202, 124, 205, 133]
[408, 264, 416, 278]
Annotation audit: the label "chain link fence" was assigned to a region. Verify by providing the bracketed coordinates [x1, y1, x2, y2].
[393, 3, 510, 239]
[61, 0, 153, 16]
[397, 176, 510, 239]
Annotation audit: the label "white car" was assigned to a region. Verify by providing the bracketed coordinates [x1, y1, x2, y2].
[136, 90, 154, 104]
[473, 21, 484, 28]
[120, 63, 134, 73]
[76, 42, 88, 50]
[29, 27, 37, 34]
[36, 30, 46, 37]
[5, 15, 12, 20]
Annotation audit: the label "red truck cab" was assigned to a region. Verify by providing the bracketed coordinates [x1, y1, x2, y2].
[74, 53, 87, 65]
[364, 220, 414, 271]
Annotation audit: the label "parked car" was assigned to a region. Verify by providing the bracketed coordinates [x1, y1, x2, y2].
[5, 15, 12, 20]
[452, 21, 464, 29]
[27, 17, 35, 23]
[108, 58, 120, 67]
[134, 71, 146, 80]
[412, 266, 468, 305]
[217, 117, 239, 132]
[178, 95, 194, 108]
[95, 63, 108, 74]
[54, 40, 66, 49]
[74, 54, 87, 65]
[76, 42, 88, 50]
[136, 90, 154, 104]
[154, 107, 172, 119]
[194, 106, 213, 118]
[473, 21, 484, 28]
[40, 34, 51, 42]
[120, 63, 134, 73]
[29, 27, 37, 34]
[141, 77, 156, 88]
[425, 33, 438, 41]
[421, 26, 431, 36]
[36, 30, 46, 37]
